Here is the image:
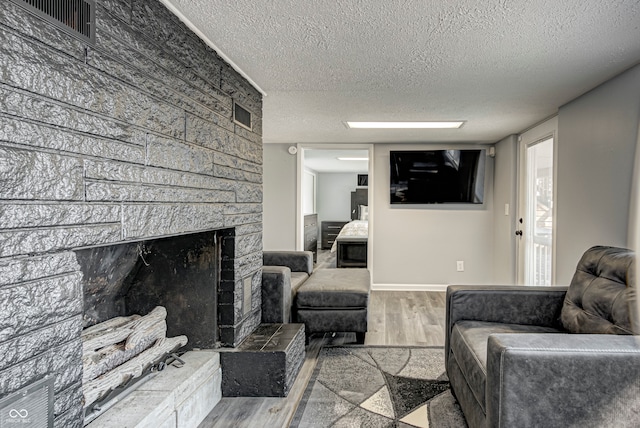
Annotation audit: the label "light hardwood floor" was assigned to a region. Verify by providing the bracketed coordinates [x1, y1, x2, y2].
[198, 250, 446, 428]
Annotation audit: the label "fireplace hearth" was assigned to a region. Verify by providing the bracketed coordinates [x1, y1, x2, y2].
[76, 229, 240, 422]
[75, 229, 225, 416]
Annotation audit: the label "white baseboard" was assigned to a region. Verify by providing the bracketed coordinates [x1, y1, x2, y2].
[371, 283, 449, 292]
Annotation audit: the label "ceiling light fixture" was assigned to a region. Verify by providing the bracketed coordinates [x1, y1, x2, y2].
[346, 121, 464, 129]
[337, 157, 369, 161]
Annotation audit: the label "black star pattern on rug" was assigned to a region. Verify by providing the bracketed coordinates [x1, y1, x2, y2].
[383, 372, 451, 419]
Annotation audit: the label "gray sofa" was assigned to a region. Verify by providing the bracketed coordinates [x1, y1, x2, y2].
[262, 251, 370, 343]
[445, 245, 639, 428]
[262, 251, 314, 323]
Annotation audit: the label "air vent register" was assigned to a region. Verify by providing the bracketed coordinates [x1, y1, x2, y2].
[11, 0, 95, 45]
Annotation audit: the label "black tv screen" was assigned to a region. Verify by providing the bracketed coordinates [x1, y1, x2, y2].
[390, 149, 486, 204]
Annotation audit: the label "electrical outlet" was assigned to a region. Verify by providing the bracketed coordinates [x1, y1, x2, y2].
[456, 261, 464, 272]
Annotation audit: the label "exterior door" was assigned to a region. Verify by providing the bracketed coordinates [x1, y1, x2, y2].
[517, 118, 557, 285]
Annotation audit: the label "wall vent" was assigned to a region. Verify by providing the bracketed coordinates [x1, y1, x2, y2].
[11, 0, 95, 45]
[233, 102, 252, 130]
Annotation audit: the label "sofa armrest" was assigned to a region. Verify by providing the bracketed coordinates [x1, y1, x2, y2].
[263, 251, 313, 275]
[486, 333, 640, 427]
[261, 266, 292, 323]
[445, 285, 568, 366]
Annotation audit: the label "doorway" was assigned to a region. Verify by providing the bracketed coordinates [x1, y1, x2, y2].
[297, 146, 373, 267]
[517, 117, 557, 285]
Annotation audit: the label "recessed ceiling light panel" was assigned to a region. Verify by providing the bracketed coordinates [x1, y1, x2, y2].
[346, 121, 464, 129]
[337, 157, 369, 161]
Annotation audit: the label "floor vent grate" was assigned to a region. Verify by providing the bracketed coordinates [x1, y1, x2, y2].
[0, 375, 54, 427]
[11, 0, 95, 45]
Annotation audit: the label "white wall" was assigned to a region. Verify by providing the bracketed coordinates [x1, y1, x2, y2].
[555, 64, 640, 284]
[263, 144, 297, 250]
[317, 172, 359, 225]
[492, 135, 518, 284]
[372, 144, 495, 288]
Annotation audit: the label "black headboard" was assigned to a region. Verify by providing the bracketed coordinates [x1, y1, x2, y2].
[351, 188, 368, 220]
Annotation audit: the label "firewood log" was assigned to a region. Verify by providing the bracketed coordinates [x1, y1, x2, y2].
[81, 314, 140, 338]
[83, 335, 187, 408]
[82, 316, 140, 353]
[125, 306, 167, 351]
[82, 306, 167, 353]
[82, 320, 167, 384]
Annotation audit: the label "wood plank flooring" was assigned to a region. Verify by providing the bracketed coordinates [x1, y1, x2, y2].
[366, 290, 446, 347]
[198, 250, 446, 428]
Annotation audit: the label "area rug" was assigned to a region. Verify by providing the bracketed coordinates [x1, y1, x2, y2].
[290, 346, 467, 428]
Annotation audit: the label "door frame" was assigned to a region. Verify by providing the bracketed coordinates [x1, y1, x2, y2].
[295, 144, 374, 262]
[516, 116, 558, 285]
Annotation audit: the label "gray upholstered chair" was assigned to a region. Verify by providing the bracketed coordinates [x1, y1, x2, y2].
[445, 246, 639, 428]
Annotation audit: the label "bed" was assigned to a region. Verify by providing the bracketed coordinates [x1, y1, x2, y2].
[331, 219, 368, 268]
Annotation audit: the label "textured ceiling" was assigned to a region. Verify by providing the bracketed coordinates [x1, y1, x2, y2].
[163, 0, 640, 144]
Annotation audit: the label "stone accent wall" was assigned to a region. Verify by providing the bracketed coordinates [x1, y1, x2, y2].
[0, 1, 262, 426]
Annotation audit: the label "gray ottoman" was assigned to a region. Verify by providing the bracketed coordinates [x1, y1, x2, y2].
[294, 268, 370, 343]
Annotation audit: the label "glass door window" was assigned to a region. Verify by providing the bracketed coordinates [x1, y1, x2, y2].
[524, 137, 554, 285]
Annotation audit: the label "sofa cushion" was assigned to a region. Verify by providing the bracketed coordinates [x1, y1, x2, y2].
[450, 320, 562, 413]
[290, 272, 310, 294]
[296, 268, 370, 309]
[560, 246, 636, 335]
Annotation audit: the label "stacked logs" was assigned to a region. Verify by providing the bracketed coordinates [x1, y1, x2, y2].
[81, 306, 187, 408]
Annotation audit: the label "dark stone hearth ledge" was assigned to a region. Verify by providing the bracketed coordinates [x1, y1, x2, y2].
[220, 324, 306, 397]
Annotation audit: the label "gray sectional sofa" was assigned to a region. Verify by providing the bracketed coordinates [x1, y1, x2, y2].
[262, 251, 370, 343]
[445, 246, 639, 428]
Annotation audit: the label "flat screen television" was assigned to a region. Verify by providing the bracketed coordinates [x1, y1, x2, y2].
[390, 149, 486, 204]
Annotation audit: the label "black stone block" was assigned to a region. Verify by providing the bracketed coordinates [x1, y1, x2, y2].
[220, 323, 305, 397]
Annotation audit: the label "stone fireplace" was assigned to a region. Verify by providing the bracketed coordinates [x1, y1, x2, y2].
[77, 229, 234, 349]
[0, 0, 263, 426]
